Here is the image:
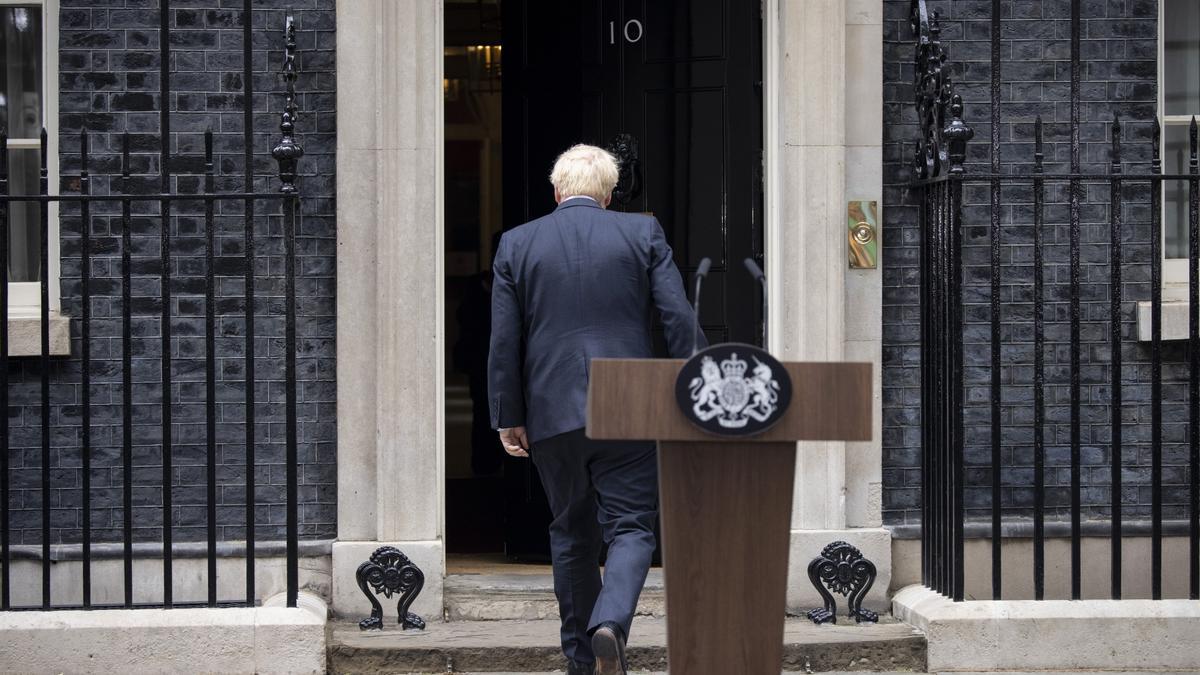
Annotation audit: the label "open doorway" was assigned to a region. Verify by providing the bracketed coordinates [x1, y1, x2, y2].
[444, 0, 553, 562]
[443, 0, 764, 563]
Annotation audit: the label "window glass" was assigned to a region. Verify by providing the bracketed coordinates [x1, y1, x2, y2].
[1164, 124, 1198, 260]
[0, 5, 43, 139]
[1163, 0, 1200, 262]
[1165, 0, 1200, 116]
[6, 149, 41, 282]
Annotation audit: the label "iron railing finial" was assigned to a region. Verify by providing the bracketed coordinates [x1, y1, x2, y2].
[943, 95, 973, 175]
[273, 15, 304, 194]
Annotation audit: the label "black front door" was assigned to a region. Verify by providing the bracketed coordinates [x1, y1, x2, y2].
[505, 0, 763, 344]
[500, 0, 763, 559]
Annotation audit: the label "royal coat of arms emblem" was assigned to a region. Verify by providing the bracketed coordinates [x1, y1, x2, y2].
[674, 343, 792, 436]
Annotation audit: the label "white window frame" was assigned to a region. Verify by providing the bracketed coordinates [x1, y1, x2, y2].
[2, 0, 59, 316]
[1159, 0, 1197, 295]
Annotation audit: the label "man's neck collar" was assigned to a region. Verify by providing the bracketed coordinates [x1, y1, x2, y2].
[555, 195, 604, 211]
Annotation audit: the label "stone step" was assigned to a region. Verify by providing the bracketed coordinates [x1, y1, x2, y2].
[358, 671, 1156, 675]
[328, 616, 927, 674]
[444, 572, 666, 622]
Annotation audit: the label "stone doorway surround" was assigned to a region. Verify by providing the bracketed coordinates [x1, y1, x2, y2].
[332, 0, 446, 621]
[332, 0, 888, 621]
[768, 0, 889, 612]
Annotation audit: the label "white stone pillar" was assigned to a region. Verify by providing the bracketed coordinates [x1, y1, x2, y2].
[773, 0, 849, 533]
[331, 0, 446, 621]
[768, 0, 890, 612]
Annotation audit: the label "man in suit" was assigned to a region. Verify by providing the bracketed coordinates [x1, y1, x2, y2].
[488, 144, 703, 675]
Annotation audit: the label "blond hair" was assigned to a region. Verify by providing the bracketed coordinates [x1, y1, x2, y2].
[549, 144, 620, 203]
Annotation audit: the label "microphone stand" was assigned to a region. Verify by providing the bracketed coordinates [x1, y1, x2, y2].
[692, 257, 712, 355]
[743, 258, 767, 350]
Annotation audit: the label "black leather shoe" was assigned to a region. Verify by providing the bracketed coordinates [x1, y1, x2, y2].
[590, 622, 627, 675]
[567, 659, 595, 675]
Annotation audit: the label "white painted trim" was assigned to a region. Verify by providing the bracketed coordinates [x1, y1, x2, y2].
[763, 0, 781, 353]
[436, 9, 447, 544]
[1, 0, 60, 314]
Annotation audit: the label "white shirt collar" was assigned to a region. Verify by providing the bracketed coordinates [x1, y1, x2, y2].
[561, 195, 598, 204]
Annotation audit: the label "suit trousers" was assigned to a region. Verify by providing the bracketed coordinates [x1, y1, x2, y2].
[530, 428, 658, 664]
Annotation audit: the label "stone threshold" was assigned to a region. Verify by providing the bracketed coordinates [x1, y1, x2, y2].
[444, 571, 664, 621]
[327, 616, 926, 673]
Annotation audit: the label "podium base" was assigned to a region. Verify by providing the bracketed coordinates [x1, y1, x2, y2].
[657, 441, 796, 675]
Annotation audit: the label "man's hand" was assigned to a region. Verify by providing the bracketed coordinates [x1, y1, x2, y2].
[499, 427, 530, 458]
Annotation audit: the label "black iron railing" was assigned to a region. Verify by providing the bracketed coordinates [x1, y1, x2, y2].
[911, 0, 1199, 602]
[0, 3, 303, 610]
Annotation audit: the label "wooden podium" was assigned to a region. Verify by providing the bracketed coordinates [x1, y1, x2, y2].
[587, 358, 872, 674]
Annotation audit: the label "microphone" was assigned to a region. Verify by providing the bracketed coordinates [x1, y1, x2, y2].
[743, 257, 765, 284]
[692, 257, 712, 355]
[743, 258, 767, 349]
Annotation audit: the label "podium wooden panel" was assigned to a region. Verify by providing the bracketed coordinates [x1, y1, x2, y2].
[587, 359, 871, 442]
[586, 358, 872, 675]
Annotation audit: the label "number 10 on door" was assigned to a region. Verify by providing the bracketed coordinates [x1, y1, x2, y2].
[610, 19, 644, 44]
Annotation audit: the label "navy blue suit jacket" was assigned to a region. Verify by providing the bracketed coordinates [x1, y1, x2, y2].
[487, 198, 705, 444]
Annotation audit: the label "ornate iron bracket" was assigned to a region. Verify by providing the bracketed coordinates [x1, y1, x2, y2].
[910, 0, 972, 180]
[805, 541, 878, 625]
[606, 133, 642, 205]
[356, 546, 427, 631]
[272, 15, 304, 194]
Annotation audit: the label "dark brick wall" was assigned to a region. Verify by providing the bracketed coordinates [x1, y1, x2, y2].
[5, 0, 336, 545]
[881, 0, 1191, 525]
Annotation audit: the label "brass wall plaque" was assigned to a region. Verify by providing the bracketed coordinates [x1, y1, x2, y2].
[848, 201, 878, 269]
